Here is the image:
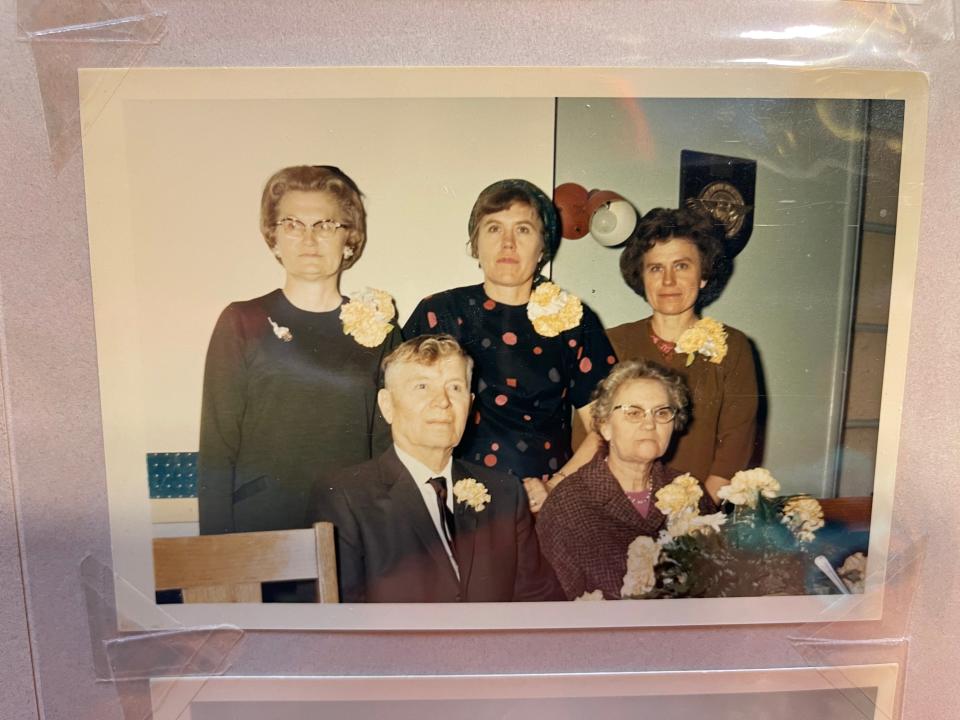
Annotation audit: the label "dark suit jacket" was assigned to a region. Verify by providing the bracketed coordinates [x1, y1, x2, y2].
[309, 447, 562, 603]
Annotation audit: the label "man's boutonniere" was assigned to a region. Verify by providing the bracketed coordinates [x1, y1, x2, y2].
[267, 316, 293, 342]
[675, 317, 728, 366]
[527, 281, 583, 337]
[340, 287, 396, 348]
[452, 478, 491, 512]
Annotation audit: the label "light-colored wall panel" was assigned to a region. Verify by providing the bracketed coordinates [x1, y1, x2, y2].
[845, 331, 887, 421]
[855, 231, 896, 326]
[838, 427, 879, 498]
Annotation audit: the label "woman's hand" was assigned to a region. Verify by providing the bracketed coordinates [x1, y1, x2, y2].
[704, 474, 729, 504]
[523, 477, 550, 514]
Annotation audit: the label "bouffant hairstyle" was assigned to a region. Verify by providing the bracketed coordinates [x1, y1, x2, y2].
[619, 203, 727, 306]
[259, 165, 367, 270]
[590, 359, 690, 433]
[381, 334, 475, 388]
[466, 179, 560, 273]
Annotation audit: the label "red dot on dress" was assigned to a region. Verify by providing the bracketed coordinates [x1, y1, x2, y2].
[427, 311, 438, 329]
[494, 394, 508, 406]
[533, 346, 543, 355]
[457, 317, 463, 325]
[502, 332, 518, 345]
[544, 441, 552, 450]
[580, 357, 593, 373]
[607, 355, 616, 365]
[506, 377, 517, 388]
[491, 442, 500, 451]
[484, 454, 497, 467]
[568, 339, 577, 348]
[474, 411, 481, 425]
[483, 299, 496, 310]
[523, 414, 532, 421]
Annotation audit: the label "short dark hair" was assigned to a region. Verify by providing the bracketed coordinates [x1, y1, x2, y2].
[590, 359, 690, 432]
[260, 165, 367, 270]
[619, 204, 727, 305]
[467, 179, 560, 272]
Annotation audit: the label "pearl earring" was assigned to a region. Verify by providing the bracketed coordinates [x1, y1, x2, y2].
[343, 246, 354, 259]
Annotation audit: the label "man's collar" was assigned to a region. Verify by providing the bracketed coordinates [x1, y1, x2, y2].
[393, 444, 453, 483]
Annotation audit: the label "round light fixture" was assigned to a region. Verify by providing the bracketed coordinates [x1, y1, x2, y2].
[587, 191, 637, 247]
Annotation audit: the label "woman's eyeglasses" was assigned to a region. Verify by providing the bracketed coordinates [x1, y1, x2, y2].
[275, 217, 352, 240]
[611, 404, 678, 424]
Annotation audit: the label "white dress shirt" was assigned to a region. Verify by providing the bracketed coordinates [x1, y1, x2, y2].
[393, 445, 459, 576]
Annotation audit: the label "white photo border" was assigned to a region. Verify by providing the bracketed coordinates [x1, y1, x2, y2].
[149, 665, 900, 720]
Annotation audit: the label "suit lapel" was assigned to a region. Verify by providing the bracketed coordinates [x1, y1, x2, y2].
[379, 448, 460, 589]
[451, 462, 479, 588]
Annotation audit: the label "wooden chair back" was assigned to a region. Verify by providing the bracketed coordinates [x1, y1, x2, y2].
[153, 522, 338, 603]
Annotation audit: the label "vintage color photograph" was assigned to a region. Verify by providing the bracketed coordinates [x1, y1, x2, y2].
[79, 67, 926, 629]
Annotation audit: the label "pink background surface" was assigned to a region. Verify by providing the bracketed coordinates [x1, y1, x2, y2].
[2, 2, 958, 719]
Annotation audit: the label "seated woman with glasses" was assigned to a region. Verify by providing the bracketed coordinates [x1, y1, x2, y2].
[536, 359, 716, 600]
[197, 165, 400, 537]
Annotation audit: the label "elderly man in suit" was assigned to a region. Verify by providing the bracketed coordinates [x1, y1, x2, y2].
[311, 334, 561, 602]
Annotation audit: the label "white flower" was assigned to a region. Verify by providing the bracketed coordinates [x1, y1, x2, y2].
[452, 478, 491, 512]
[780, 496, 825, 544]
[526, 282, 583, 337]
[267, 316, 293, 342]
[655, 473, 703, 516]
[675, 317, 728, 366]
[838, 552, 867, 594]
[661, 507, 727, 542]
[718, 468, 781, 508]
[663, 507, 699, 539]
[574, 590, 606, 601]
[692, 511, 727, 535]
[620, 535, 661, 598]
[340, 287, 396, 348]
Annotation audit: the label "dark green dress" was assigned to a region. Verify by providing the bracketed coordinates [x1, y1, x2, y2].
[197, 289, 400, 534]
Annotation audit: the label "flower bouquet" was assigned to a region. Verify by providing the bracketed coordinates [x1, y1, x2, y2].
[622, 468, 834, 599]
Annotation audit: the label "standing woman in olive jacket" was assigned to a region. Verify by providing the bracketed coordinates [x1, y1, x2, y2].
[606, 205, 759, 502]
[197, 165, 400, 535]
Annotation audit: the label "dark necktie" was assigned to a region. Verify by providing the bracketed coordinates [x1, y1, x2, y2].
[427, 476, 457, 556]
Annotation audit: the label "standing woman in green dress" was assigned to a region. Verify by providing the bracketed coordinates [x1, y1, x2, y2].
[606, 205, 759, 503]
[197, 165, 400, 535]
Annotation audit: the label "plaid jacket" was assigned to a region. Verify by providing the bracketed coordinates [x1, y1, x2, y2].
[536, 452, 715, 600]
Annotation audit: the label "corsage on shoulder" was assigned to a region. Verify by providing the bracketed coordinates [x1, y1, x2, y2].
[675, 317, 728, 366]
[527, 281, 583, 337]
[340, 287, 396, 348]
[453, 478, 491, 512]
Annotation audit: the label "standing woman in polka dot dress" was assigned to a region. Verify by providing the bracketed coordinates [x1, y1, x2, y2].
[403, 180, 616, 509]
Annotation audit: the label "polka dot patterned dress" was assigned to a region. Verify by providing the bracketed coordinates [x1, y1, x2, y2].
[404, 283, 617, 480]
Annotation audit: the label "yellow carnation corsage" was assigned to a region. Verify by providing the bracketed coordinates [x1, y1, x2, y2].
[675, 317, 728, 366]
[452, 478, 491, 512]
[340, 287, 396, 348]
[527, 281, 583, 337]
